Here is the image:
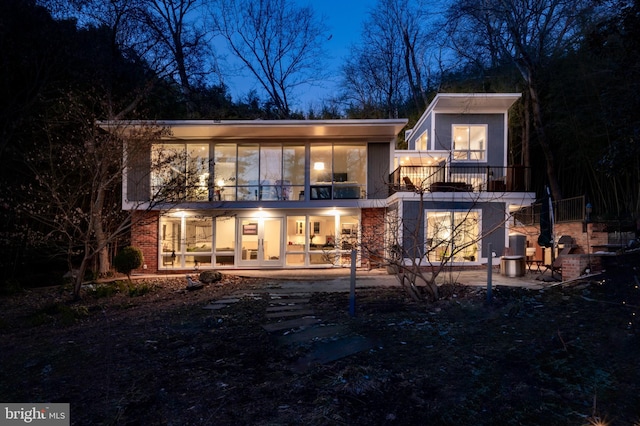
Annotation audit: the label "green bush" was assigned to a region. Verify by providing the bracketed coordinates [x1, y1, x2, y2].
[91, 283, 118, 298]
[127, 282, 153, 297]
[113, 246, 144, 282]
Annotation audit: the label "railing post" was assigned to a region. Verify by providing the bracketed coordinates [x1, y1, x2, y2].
[487, 242, 493, 304]
[349, 249, 357, 317]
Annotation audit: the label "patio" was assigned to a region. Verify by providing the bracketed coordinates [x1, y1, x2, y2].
[224, 266, 572, 292]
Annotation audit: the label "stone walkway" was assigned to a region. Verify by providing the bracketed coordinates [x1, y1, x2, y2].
[203, 285, 377, 371]
[201, 267, 555, 370]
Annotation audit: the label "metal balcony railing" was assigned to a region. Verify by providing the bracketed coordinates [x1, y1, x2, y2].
[513, 195, 586, 225]
[390, 165, 531, 194]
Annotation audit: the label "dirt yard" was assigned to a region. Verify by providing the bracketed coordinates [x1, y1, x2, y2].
[1, 265, 639, 425]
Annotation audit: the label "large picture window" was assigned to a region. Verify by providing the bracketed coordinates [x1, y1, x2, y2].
[152, 142, 367, 202]
[151, 143, 210, 201]
[426, 211, 479, 263]
[214, 143, 304, 201]
[452, 125, 486, 161]
[310, 144, 366, 199]
[160, 216, 213, 269]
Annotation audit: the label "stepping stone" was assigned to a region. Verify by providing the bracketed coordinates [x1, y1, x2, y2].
[262, 317, 322, 332]
[277, 324, 349, 345]
[268, 298, 310, 305]
[202, 297, 241, 310]
[202, 304, 229, 310]
[266, 304, 310, 313]
[228, 292, 265, 301]
[265, 309, 315, 319]
[266, 291, 312, 298]
[293, 336, 377, 372]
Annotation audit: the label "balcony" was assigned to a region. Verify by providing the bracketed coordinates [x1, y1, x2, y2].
[390, 165, 530, 194]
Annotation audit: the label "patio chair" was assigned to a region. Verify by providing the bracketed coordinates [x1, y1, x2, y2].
[540, 236, 576, 280]
[403, 176, 416, 191]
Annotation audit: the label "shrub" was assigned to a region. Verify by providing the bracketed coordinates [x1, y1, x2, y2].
[199, 270, 222, 284]
[113, 246, 144, 283]
[29, 303, 89, 327]
[91, 283, 118, 298]
[126, 282, 153, 297]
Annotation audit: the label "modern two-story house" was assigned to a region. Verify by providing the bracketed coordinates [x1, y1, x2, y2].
[389, 93, 535, 265]
[102, 93, 535, 273]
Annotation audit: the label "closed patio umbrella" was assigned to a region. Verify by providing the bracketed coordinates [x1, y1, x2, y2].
[537, 187, 554, 248]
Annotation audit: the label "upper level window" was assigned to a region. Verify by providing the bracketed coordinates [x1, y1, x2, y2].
[417, 131, 428, 151]
[452, 125, 486, 161]
[151, 143, 210, 201]
[152, 142, 365, 202]
[215, 143, 305, 201]
[310, 144, 366, 199]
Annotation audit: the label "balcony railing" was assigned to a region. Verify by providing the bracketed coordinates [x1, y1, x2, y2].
[390, 165, 530, 194]
[513, 195, 586, 225]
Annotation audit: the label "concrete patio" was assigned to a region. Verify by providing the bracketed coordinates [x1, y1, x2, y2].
[225, 265, 573, 292]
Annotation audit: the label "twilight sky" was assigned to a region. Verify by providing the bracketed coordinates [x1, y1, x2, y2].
[223, 0, 372, 111]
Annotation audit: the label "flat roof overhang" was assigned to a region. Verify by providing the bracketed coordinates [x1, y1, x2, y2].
[430, 93, 521, 113]
[98, 119, 409, 141]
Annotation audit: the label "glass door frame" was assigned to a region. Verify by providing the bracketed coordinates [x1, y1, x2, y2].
[237, 217, 284, 267]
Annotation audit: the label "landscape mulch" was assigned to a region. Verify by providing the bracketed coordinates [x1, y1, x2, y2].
[1, 270, 638, 425]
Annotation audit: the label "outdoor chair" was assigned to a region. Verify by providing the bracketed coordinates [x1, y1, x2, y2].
[403, 176, 416, 191]
[540, 236, 576, 280]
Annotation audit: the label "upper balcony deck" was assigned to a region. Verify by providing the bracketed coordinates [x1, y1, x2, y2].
[390, 164, 531, 194]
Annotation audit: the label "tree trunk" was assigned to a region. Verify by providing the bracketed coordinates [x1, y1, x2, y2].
[529, 83, 563, 201]
[73, 248, 90, 298]
[93, 186, 110, 276]
[523, 91, 530, 169]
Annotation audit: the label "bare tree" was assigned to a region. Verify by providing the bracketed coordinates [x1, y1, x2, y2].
[362, 181, 512, 302]
[211, 0, 329, 118]
[141, 0, 210, 112]
[443, 0, 593, 201]
[45, 0, 147, 57]
[383, 0, 438, 111]
[44, 0, 213, 106]
[341, 1, 408, 118]
[18, 92, 214, 297]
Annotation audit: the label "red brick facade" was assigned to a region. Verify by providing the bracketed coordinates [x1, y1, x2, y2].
[360, 208, 386, 269]
[130, 210, 160, 274]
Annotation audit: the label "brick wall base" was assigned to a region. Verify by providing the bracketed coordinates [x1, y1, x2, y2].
[361, 208, 386, 269]
[130, 211, 160, 274]
[560, 254, 601, 281]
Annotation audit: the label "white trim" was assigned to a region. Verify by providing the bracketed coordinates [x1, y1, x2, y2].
[100, 118, 408, 141]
